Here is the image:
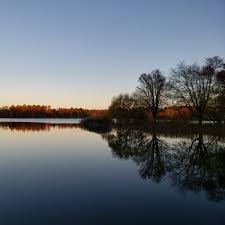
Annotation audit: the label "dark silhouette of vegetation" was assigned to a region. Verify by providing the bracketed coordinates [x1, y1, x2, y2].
[107, 94, 148, 124]
[0, 105, 106, 118]
[208, 63, 225, 123]
[135, 69, 168, 127]
[107, 56, 225, 125]
[217, 63, 225, 88]
[80, 117, 113, 133]
[169, 56, 224, 125]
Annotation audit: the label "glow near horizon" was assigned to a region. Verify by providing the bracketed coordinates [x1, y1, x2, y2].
[0, 0, 224, 109]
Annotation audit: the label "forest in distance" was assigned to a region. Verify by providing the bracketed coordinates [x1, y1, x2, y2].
[0, 104, 190, 120]
[0, 105, 106, 118]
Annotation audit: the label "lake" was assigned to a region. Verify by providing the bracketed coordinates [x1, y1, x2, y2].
[0, 119, 224, 225]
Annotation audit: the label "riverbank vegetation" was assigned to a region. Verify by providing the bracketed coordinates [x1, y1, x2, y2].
[107, 56, 225, 126]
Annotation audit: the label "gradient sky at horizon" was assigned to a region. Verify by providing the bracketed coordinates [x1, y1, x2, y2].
[0, 0, 224, 109]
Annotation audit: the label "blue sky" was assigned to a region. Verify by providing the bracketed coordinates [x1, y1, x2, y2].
[0, 0, 224, 109]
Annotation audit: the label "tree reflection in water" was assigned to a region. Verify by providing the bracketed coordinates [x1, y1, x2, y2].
[1, 122, 224, 202]
[103, 126, 225, 202]
[102, 127, 171, 182]
[171, 133, 225, 202]
[132, 132, 170, 182]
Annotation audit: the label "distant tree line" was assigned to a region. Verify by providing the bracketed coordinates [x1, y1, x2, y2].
[0, 105, 106, 118]
[108, 56, 225, 125]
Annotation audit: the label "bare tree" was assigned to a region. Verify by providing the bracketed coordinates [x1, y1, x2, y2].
[135, 69, 168, 127]
[217, 63, 225, 88]
[169, 56, 224, 125]
[211, 63, 225, 123]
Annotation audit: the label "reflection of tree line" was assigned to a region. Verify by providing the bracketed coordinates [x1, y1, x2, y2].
[133, 132, 169, 182]
[102, 127, 225, 202]
[0, 122, 80, 132]
[1, 121, 225, 201]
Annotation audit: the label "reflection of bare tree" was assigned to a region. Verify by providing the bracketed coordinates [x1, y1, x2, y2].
[103, 128, 170, 182]
[103, 127, 225, 202]
[102, 128, 146, 159]
[133, 132, 169, 182]
[171, 133, 225, 202]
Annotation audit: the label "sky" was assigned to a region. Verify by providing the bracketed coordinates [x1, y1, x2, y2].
[0, 0, 224, 109]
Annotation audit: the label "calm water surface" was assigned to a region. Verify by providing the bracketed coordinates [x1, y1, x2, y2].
[0, 120, 224, 225]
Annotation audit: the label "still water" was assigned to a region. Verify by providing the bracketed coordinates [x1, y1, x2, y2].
[0, 121, 224, 225]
